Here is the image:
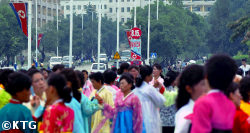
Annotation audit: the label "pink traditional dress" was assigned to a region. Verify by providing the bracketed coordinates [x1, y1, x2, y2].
[191, 90, 236, 133]
[40, 99, 74, 133]
[83, 80, 95, 98]
[102, 91, 144, 133]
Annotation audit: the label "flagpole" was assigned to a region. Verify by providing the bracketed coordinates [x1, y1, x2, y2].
[35, 0, 38, 63]
[69, 0, 73, 68]
[134, 0, 136, 27]
[157, 0, 159, 20]
[116, 0, 120, 69]
[57, 0, 59, 57]
[147, 0, 150, 65]
[97, 0, 102, 70]
[28, 0, 32, 68]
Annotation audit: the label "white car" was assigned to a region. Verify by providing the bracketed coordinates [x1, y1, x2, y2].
[99, 54, 107, 63]
[91, 63, 107, 73]
[62, 56, 74, 68]
[49, 56, 62, 68]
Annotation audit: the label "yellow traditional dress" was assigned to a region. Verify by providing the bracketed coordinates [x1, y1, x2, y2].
[240, 100, 250, 115]
[89, 86, 114, 133]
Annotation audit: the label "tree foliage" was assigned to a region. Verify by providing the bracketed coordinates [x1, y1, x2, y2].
[38, 5, 126, 62]
[126, 1, 207, 63]
[207, 0, 250, 55]
[0, 1, 27, 65]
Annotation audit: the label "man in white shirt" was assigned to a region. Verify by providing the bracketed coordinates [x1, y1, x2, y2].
[239, 59, 250, 77]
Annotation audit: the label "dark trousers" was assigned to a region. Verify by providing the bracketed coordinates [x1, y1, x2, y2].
[162, 126, 175, 133]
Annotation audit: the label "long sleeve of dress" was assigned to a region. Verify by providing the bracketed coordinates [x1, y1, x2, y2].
[131, 96, 143, 133]
[81, 94, 101, 116]
[103, 103, 116, 119]
[147, 86, 166, 108]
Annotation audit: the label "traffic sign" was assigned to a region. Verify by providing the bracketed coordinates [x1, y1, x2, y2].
[130, 27, 142, 39]
[151, 53, 157, 59]
[113, 52, 121, 59]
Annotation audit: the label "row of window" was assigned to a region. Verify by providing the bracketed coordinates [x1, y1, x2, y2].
[109, 0, 135, 2]
[109, 7, 131, 13]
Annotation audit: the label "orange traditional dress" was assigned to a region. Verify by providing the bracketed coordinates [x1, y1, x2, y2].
[39, 99, 74, 133]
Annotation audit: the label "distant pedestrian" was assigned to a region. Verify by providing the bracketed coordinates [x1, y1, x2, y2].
[240, 59, 250, 77]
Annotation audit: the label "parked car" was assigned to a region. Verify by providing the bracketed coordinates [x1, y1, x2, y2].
[62, 56, 74, 68]
[91, 63, 107, 73]
[49, 56, 62, 68]
[99, 53, 107, 63]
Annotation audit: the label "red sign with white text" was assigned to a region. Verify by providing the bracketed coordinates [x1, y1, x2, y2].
[130, 27, 141, 39]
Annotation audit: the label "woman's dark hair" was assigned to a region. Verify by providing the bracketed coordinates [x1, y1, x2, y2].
[75, 70, 85, 87]
[239, 76, 250, 102]
[128, 65, 139, 72]
[176, 64, 205, 110]
[82, 70, 88, 75]
[205, 54, 237, 92]
[27, 68, 41, 78]
[164, 70, 178, 87]
[136, 65, 153, 87]
[5, 72, 32, 96]
[103, 70, 117, 84]
[120, 72, 135, 90]
[47, 73, 72, 103]
[225, 82, 239, 98]
[52, 64, 65, 72]
[0, 69, 14, 88]
[111, 67, 117, 73]
[60, 69, 81, 102]
[89, 72, 104, 84]
[18, 69, 28, 74]
[117, 62, 130, 75]
[236, 68, 243, 76]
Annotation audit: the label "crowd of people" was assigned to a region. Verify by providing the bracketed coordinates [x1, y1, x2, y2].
[0, 54, 249, 133]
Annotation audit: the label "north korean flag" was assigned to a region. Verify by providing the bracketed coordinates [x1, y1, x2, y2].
[9, 3, 28, 37]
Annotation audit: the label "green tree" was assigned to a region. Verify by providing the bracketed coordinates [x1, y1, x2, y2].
[0, 1, 26, 66]
[207, 0, 250, 55]
[127, 1, 207, 63]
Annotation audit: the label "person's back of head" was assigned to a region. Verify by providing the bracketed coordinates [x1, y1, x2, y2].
[0, 69, 14, 88]
[5, 72, 32, 101]
[239, 76, 250, 102]
[117, 62, 130, 75]
[60, 68, 81, 102]
[52, 64, 65, 73]
[103, 70, 117, 85]
[75, 70, 85, 87]
[89, 72, 104, 85]
[205, 54, 237, 92]
[111, 67, 118, 74]
[136, 65, 153, 87]
[164, 70, 178, 88]
[47, 73, 72, 103]
[176, 64, 205, 110]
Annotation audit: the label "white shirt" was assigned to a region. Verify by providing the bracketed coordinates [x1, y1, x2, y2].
[133, 81, 166, 133]
[174, 99, 194, 133]
[240, 64, 250, 76]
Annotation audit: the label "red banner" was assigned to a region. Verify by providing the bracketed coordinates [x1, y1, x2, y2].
[126, 31, 132, 47]
[9, 3, 28, 37]
[37, 34, 43, 48]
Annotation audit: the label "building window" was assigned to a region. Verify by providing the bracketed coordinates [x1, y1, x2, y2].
[109, 0, 112, 2]
[62, 6, 64, 10]
[48, 8, 52, 16]
[53, 9, 56, 17]
[66, 5, 70, 10]
[121, 0, 124, 2]
[84, 5, 87, 9]
[73, 5, 76, 10]
[121, 18, 124, 22]
[127, 18, 130, 21]
[121, 7, 124, 12]
[127, 7, 130, 12]
[78, 5, 81, 10]
[116, 8, 118, 12]
[104, 5, 107, 9]
[94, 5, 96, 9]
[127, 0, 130, 2]
[109, 8, 112, 13]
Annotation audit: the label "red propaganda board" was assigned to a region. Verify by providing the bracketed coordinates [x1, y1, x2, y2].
[126, 31, 132, 47]
[130, 27, 141, 39]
